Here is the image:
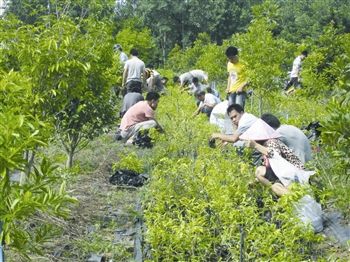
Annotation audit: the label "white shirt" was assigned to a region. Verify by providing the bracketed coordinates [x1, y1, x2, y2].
[290, 56, 302, 78]
[124, 56, 145, 83]
[236, 113, 258, 135]
[199, 93, 221, 108]
[189, 82, 206, 94]
[179, 70, 208, 85]
[209, 100, 234, 134]
[189, 70, 208, 82]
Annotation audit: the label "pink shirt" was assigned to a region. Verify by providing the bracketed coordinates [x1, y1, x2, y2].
[120, 101, 155, 130]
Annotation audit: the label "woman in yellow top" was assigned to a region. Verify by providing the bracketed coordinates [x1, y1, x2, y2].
[225, 46, 248, 108]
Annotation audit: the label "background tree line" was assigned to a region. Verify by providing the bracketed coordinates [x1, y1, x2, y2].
[4, 0, 350, 63]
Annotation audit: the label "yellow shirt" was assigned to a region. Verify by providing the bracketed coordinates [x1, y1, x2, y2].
[227, 61, 247, 93]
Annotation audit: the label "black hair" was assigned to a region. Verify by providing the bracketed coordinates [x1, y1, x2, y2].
[146, 64, 154, 69]
[227, 104, 244, 115]
[225, 46, 238, 57]
[261, 113, 281, 129]
[206, 87, 213, 93]
[146, 91, 160, 101]
[173, 76, 180, 83]
[195, 91, 206, 97]
[192, 77, 199, 83]
[130, 48, 139, 56]
[301, 50, 308, 57]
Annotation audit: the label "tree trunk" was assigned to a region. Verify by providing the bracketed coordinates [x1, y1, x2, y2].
[66, 149, 75, 168]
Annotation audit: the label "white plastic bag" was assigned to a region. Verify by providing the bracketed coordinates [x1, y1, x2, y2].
[268, 151, 315, 187]
[294, 195, 323, 233]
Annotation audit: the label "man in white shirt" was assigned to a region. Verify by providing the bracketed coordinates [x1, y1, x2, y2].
[122, 48, 146, 94]
[173, 69, 208, 88]
[285, 50, 308, 90]
[211, 103, 257, 144]
[193, 91, 221, 117]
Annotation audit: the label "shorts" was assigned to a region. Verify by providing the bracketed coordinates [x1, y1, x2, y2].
[264, 167, 281, 184]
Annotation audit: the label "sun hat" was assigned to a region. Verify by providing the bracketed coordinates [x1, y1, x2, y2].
[239, 118, 281, 141]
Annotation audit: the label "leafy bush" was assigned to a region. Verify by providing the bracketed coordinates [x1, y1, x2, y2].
[167, 33, 226, 83]
[115, 19, 157, 64]
[141, 87, 323, 261]
[0, 17, 118, 167]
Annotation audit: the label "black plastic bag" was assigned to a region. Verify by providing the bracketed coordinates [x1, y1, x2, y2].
[109, 169, 148, 187]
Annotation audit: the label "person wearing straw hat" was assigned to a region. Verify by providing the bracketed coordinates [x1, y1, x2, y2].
[240, 119, 307, 196]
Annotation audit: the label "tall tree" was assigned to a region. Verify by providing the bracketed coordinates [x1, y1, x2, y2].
[273, 0, 350, 42]
[128, 0, 262, 56]
[6, 0, 117, 24]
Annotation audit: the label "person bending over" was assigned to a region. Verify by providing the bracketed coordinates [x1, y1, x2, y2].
[241, 119, 306, 197]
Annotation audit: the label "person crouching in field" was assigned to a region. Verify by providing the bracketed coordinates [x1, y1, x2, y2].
[193, 91, 221, 117]
[240, 119, 313, 197]
[119, 92, 164, 145]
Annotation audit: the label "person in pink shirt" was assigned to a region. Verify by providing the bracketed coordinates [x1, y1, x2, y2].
[119, 92, 164, 144]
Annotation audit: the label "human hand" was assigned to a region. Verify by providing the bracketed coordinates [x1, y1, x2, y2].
[211, 133, 222, 140]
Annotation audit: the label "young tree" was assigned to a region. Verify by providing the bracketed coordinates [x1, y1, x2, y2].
[10, 18, 118, 167]
[0, 71, 75, 259]
[232, 1, 288, 113]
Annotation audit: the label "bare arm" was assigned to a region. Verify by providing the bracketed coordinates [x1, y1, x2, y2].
[211, 132, 240, 143]
[226, 74, 231, 93]
[245, 140, 269, 155]
[122, 68, 128, 87]
[192, 104, 203, 117]
[153, 118, 165, 133]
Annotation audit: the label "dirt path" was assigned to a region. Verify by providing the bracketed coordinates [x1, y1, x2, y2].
[9, 134, 142, 261]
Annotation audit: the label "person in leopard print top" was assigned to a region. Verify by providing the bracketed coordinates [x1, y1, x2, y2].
[240, 119, 305, 197]
[265, 139, 304, 170]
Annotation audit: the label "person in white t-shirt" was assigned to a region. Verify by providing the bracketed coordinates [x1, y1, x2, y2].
[122, 48, 146, 94]
[211, 103, 257, 144]
[284, 50, 308, 90]
[193, 91, 221, 117]
[173, 69, 208, 88]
